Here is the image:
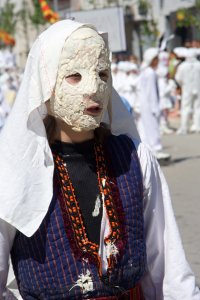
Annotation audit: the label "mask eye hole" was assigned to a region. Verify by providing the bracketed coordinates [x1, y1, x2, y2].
[65, 73, 82, 85]
[99, 70, 109, 82]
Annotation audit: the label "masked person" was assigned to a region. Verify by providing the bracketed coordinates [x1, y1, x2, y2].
[0, 20, 199, 300]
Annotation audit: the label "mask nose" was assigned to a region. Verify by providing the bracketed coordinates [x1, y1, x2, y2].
[84, 74, 99, 98]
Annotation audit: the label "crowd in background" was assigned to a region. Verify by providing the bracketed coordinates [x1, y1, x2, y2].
[0, 49, 23, 130]
[111, 46, 200, 158]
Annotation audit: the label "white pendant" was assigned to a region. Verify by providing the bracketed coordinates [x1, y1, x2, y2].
[92, 194, 101, 217]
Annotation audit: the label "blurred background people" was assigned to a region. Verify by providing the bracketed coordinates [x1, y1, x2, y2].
[175, 48, 200, 134]
[0, 86, 10, 130]
[0, 49, 22, 123]
[137, 48, 170, 161]
[157, 51, 174, 134]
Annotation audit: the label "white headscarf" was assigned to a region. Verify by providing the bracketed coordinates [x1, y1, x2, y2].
[0, 20, 139, 237]
[141, 47, 159, 70]
[173, 47, 188, 58]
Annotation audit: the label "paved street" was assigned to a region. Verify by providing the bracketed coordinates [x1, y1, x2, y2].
[161, 121, 200, 286]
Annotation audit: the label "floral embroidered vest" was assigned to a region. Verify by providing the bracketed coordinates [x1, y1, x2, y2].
[11, 135, 146, 299]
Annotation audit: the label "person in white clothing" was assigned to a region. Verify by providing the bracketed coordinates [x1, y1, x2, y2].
[112, 61, 134, 113]
[157, 51, 174, 135]
[113, 61, 128, 96]
[137, 48, 170, 161]
[111, 62, 120, 92]
[0, 20, 199, 300]
[0, 87, 10, 130]
[123, 62, 139, 114]
[175, 48, 200, 134]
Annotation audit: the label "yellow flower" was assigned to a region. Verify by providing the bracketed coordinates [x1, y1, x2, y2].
[177, 11, 185, 21]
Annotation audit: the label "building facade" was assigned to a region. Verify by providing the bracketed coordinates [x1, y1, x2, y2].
[62, 0, 197, 58]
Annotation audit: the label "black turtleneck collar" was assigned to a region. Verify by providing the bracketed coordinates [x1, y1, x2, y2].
[51, 139, 95, 157]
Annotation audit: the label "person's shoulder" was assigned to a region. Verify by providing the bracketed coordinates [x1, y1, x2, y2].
[177, 61, 187, 70]
[107, 134, 154, 154]
[110, 136, 159, 176]
[143, 67, 156, 79]
[107, 134, 156, 161]
[145, 66, 154, 74]
[106, 135, 160, 181]
[107, 134, 136, 148]
[105, 134, 139, 159]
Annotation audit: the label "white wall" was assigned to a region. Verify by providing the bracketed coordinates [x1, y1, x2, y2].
[150, 0, 195, 35]
[163, 0, 195, 15]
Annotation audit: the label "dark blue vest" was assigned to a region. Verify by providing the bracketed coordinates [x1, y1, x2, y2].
[11, 135, 146, 299]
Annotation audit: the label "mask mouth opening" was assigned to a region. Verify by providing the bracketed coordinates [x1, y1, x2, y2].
[84, 105, 103, 116]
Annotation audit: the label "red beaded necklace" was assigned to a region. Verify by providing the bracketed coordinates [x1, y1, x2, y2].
[53, 142, 126, 277]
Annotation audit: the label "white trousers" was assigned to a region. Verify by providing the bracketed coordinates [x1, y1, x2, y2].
[180, 92, 200, 132]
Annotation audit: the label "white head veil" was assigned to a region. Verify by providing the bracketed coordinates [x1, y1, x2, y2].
[173, 47, 188, 58]
[141, 47, 159, 70]
[0, 20, 139, 237]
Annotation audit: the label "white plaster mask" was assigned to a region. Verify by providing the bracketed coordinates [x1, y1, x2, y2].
[50, 27, 112, 131]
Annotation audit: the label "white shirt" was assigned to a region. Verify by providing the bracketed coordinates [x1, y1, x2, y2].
[175, 58, 200, 97]
[0, 140, 199, 300]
